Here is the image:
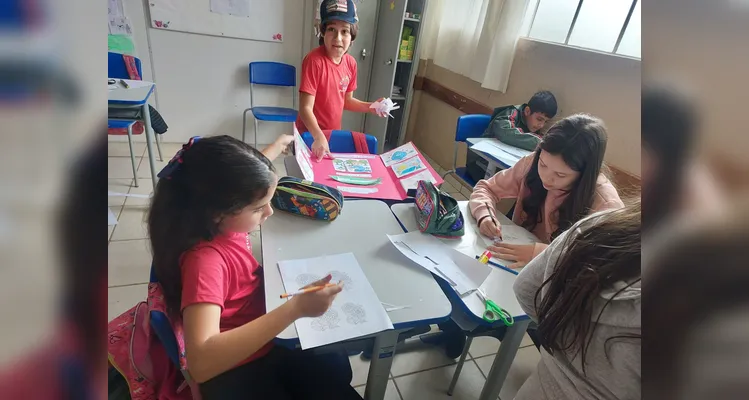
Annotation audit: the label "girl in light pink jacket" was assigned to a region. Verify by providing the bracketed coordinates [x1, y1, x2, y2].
[469, 113, 624, 268]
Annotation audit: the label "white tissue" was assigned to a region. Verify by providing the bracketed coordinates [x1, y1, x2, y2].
[370, 98, 401, 118]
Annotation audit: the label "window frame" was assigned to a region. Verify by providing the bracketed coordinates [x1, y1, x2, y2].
[524, 0, 640, 58]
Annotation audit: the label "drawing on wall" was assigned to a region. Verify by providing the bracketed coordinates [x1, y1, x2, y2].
[342, 302, 367, 325]
[310, 309, 340, 331]
[277, 252, 394, 349]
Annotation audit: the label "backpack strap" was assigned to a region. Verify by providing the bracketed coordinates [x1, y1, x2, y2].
[351, 131, 369, 154]
[122, 54, 141, 80]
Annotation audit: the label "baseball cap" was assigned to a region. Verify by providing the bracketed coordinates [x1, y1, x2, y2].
[320, 0, 359, 25]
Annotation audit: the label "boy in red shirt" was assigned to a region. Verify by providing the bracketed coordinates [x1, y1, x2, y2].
[296, 0, 384, 160]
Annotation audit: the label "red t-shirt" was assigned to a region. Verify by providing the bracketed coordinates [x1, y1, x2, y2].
[180, 232, 272, 365]
[295, 45, 358, 134]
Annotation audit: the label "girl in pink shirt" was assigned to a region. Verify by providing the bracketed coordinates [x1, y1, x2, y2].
[469, 113, 624, 268]
[148, 135, 361, 399]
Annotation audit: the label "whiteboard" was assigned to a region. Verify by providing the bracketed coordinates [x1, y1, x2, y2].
[148, 0, 284, 43]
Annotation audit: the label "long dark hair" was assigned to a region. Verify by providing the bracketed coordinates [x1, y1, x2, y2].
[148, 135, 276, 315]
[642, 83, 697, 232]
[521, 113, 609, 239]
[535, 201, 641, 374]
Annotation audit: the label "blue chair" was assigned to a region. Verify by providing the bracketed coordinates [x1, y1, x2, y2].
[148, 266, 182, 369]
[442, 114, 492, 188]
[301, 130, 378, 155]
[108, 51, 164, 162]
[242, 62, 299, 148]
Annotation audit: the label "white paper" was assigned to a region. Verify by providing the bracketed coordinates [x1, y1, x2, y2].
[391, 156, 426, 178]
[209, 0, 251, 17]
[278, 253, 393, 350]
[108, 208, 118, 226]
[337, 186, 379, 194]
[109, 0, 124, 18]
[470, 139, 532, 166]
[332, 158, 372, 173]
[293, 131, 314, 180]
[399, 169, 437, 192]
[478, 223, 540, 247]
[380, 142, 418, 167]
[369, 98, 400, 118]
[109, 16, 133, 36]
[387, 232, 491, 295]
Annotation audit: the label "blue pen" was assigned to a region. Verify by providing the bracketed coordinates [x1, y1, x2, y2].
[474, 255, 519, 275]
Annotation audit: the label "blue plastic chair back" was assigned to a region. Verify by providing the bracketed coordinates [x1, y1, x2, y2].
[108, 51, 142, 79]
[149, 266, 181, 368]
[249, 62, 296, 87]
[301, 130, 378, 155]
[455, 114, 491, 142]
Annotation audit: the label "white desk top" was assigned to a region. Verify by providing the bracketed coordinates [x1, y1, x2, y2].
[108, 79, 155, 105]
[390, 201, 537, 320]
[262, 200, 452, 340]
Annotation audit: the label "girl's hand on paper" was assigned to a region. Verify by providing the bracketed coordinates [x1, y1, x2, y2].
[275, 134, 294, 154]
[479, 218, 502, 241]
[311, 137, 331, 161]
[289, 274, 343, 318]
[488, 243, 534, 269]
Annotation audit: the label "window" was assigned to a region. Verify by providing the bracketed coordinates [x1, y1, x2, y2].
[521, 0, 641, 58]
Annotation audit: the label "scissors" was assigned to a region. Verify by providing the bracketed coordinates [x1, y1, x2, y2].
[476, 288, 514, 326]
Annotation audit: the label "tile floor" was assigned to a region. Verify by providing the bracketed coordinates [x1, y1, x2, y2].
[108, 140, 539, 399]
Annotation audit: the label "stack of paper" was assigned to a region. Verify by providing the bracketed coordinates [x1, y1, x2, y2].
[387, 231, 492, 296]
[470, 139, 532, 166]
[278, 253, 394, 350]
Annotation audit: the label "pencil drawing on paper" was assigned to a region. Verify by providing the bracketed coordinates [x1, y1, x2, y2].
[342, 302, 367, 325]
[328, 270, 353, 290]
[310, 309, 340, 331]
[295, 273, 323, 288]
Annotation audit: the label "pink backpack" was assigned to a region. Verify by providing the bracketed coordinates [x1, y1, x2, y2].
[108, 283, 200, 400]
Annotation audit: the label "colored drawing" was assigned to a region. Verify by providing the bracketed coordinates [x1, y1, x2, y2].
[108, 35, 135, 54]
[391, 156, 426, 178]
[333, 158, 373, 173]
[380, 142, 418, 167]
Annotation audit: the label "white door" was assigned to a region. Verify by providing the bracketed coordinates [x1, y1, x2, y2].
[364, 0, 406, 153]
[340, 0, 379, 133]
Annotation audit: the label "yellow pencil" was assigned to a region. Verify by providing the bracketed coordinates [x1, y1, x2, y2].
[280, 283, 338, 299]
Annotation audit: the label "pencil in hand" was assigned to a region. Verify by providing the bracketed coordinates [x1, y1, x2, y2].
[484, 202, 502, 241]
[280, 282, 340, 299]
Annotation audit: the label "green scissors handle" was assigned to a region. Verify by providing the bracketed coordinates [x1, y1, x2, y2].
[477, 289, 514, 326]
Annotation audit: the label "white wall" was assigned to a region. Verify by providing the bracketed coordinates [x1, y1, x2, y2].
[119, 0, 306, 144]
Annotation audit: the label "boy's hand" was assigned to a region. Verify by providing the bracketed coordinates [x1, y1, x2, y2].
[289, 274, 343, 318]
[479, 218, 502, 241]
[311, 137, 331, 161]
[369, 97, 387, 117]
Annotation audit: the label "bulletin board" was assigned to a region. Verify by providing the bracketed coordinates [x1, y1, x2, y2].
[148, 0, 284, 43]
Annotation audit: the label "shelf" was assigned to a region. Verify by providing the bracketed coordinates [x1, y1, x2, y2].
[404, 17, 421, 22]
[391, 94, 406, 100]
[397, 59, 413, 63]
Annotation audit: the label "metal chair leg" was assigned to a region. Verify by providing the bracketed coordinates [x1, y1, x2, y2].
[126, 124, 139, 187]
[253, 118, 259, 149]
[155, 133, 163, 161]
[241, 108, 252, 143]
[442, 169, 455, 179]
[447, 336, 473, 396]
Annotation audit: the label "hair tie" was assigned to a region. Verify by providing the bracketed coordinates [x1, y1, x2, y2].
[156, 136, 201, 179]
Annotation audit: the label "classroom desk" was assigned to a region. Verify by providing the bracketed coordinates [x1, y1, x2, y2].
[389, 201, 534, 400]
[466, 137, 524, 180]
[108, 79, 158, 187]
[261, 200, 452, 400]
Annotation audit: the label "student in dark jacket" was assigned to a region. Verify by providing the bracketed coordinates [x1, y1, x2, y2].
[483, 90, 558, 151]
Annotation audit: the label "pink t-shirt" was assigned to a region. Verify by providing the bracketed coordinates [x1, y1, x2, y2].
[295, 46, 358, 134]
[180, 232, 272, 365]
